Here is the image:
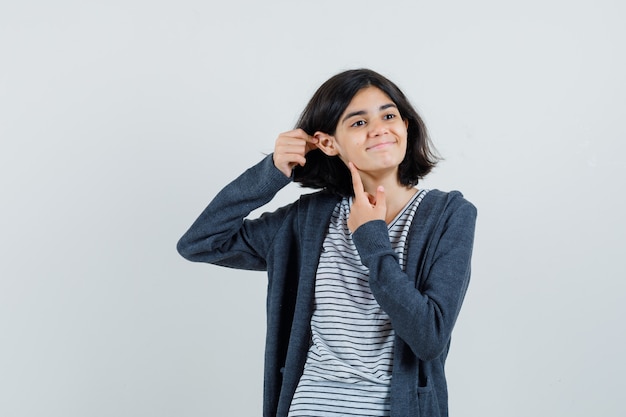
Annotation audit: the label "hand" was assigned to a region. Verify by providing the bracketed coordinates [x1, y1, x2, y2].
[273, 129, 318, 178]
[347, 162, 386, 232]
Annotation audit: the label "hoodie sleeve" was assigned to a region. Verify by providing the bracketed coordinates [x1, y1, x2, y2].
[177, 154, 293, 271]
[351, 193, 477, 361]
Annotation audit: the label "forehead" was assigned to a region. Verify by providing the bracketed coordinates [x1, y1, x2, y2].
[345, 86, 395, 110]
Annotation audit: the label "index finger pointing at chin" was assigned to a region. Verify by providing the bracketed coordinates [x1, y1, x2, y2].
[348, 162, 364, 194]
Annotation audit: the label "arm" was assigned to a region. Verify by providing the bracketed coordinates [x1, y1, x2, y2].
[176, 154, 292, 270]
[351, 198, 477, 361]
[177, 129, 318, 270]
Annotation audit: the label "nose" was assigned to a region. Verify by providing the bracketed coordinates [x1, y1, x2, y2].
[368, 118, 387, 137]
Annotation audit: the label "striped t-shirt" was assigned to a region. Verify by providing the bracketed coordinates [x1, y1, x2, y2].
[288, 189, 429, 417]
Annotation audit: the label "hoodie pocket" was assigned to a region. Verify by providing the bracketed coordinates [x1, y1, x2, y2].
[417, 377, 440, 417]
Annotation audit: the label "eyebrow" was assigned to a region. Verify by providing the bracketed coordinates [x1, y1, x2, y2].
[341, 103, 398, 124]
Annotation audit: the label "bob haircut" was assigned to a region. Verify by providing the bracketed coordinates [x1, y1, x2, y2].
[293, 68, 440, 197]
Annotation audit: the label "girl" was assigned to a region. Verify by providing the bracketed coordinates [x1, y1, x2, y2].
[177, 69, 477, 417]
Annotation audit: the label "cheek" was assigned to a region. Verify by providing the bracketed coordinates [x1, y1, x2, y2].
[401, 138, 410, 158]
[334, 133, 362, 154]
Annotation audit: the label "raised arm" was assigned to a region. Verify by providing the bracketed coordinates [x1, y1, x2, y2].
[176, 154, 291, 270]
[177, 130, 318, 270]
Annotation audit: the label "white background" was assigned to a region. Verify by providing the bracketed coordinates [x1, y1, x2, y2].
[1, 1, 625, 416]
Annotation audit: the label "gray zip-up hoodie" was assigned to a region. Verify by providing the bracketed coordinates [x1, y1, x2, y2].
[177, 155, 477, 417]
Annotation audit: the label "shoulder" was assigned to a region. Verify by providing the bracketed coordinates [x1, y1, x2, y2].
[290, 190, 342, 227]
[414, 189, 477, 239]
[297, 189, 342, 208]
[257, 190, 339, 225]
[423, 189, 477, 217]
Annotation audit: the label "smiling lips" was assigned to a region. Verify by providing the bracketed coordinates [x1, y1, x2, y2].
[366, 140, 396, 151]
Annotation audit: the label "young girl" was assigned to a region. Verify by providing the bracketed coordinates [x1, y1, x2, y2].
[177, 69, 477, 417]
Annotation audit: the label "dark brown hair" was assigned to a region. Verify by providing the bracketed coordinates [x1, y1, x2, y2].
[293, 68, 440, 196]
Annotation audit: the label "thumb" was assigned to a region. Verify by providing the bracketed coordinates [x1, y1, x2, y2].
[375, 186, 386, 216]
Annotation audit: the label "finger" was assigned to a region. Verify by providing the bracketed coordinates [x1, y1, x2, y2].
[291, 155, 308, 168]
[375, 186, 386, 212]
[305, 134, 319, 144]
[278, 144, 308, 166]
[305, 137, 318, 153]
[275, 140, 307, 153]
[291, 129, 318, 144]
[274, 143, 306, 173]
[276, 135, 309, 154]
[299, 131, 319, 152]
[275, 149, 307, 165]
[279, 131, 318, 155]
[348, 162, 365, 197]
[277, 134, 307, 147]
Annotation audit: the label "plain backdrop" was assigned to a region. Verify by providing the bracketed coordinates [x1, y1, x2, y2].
[1, 1, 625, 416]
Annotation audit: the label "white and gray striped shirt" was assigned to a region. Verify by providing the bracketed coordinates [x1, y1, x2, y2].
[288, 189, 428, 417]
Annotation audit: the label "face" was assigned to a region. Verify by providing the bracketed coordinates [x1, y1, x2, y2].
[318, 86, 409, 178]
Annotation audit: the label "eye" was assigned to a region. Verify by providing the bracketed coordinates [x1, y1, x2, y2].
[351, 120, 366, 127]
[384, 113, 397, 120]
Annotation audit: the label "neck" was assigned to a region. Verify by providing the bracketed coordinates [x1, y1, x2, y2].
[359, 170, 418, 224]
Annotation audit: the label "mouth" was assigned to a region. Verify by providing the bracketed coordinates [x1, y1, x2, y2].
[366, 141, 396, 151]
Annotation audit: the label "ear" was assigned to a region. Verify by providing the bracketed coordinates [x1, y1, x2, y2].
[314, 131, 340, 156]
